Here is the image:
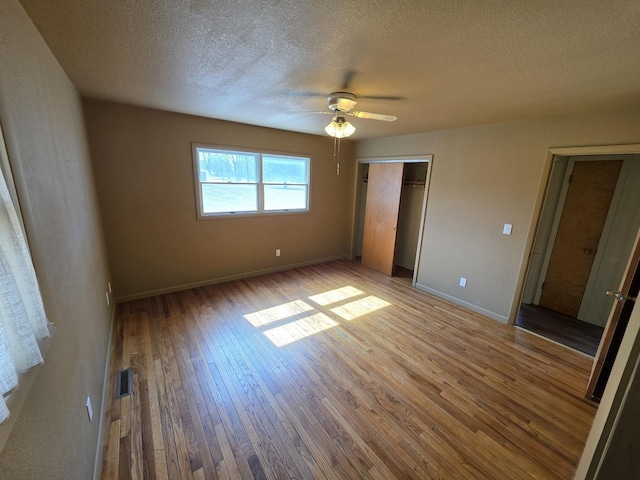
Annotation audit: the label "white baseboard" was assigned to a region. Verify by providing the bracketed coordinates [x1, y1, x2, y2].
[115, 255, 350, 303]
[93, 303, 117, 480]
[414, 283, 510, 324]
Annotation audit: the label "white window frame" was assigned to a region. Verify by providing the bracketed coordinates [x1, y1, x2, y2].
[192, 143, 311, 219]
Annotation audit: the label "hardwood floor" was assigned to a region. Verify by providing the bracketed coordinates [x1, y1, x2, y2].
[101, 260, 596, 479]
[516, 303, 604, 356]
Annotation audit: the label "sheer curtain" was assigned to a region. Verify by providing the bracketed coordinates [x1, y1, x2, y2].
[0, 165, 50, 423]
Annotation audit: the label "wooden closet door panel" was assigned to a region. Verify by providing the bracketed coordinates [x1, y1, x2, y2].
[361, 163, 404, 275]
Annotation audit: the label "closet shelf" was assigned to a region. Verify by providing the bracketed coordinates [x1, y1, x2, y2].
[362, 178, 425, 187]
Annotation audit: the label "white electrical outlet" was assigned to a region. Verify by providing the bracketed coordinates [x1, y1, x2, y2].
[106, 292, 110, 306]
[86, 396, 93, 422]
[276, 249, 281, 257]
[503, 223, 513, 235]
[459, 277, 467, 287]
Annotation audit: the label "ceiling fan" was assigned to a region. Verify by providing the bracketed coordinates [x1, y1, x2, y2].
[287, 70, 402, 176]
[295, 91, 398, 138]
[326, 92, 397, 138]
[289, 91, 399, 177]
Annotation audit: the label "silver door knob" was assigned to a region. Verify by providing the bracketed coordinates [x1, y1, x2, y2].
[584, 248, 594, 255]
[606, 290, 626, 302]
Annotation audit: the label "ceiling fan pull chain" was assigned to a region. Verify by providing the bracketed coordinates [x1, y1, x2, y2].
[333, 136, 341, 177]
[336, 137, 341, 177]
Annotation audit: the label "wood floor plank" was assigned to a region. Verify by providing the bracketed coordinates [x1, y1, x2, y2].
[237, 327, 364, 479]
[104, 420, 121, 480]
[152, 357, 181, 480]
[101, 260, 596, 479]
[216, 281, 376, 479]
[214, 314, 317, 479]
[157, 312, 196, 480]
[204, 355, 260, 479]
[137, 312, 159, 479]
[175, 347, 219, 479]
[215, 314, 308, 478]
[153, 448, 170, 480]
[218, 286, 378, 478]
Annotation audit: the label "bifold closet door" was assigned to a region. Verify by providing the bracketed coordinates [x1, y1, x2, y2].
[361, 162, 404, 275]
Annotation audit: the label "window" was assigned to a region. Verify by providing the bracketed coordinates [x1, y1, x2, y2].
[193, 145, 310, 217]
[0, 128, 50, 424]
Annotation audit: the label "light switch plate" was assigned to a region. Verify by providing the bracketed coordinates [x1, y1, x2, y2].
[503, 224, 513, 235]
[459, 277, 467, 287]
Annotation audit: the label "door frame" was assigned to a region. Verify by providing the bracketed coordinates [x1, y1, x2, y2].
[350, 155, 433, 286]
[510, 144, 640, 326]
[532, 157, 575, 305]
[574, 275, 640, 479]
[586, 227, 640, 399]
[532, 156, 630, 321]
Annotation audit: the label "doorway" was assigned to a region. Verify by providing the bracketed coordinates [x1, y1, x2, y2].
[353, 158, 430, 283]
[518, 154, 640, 356]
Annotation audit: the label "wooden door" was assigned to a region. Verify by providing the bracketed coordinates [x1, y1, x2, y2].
[586, 228, 640, 401]
[539, 160, 622, 316]
[361, 163, 404, 275]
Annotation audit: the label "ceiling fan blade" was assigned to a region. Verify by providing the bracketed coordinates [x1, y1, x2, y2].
[281, 90, 326, 98]
[284, 111, 333, 115]
[351, 111, 397, 121]
[357, 95, 405, 101]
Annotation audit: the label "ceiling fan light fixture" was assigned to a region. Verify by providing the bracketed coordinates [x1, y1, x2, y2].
[325, 116, 356, 138]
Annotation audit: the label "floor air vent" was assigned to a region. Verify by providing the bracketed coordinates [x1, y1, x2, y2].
[116, 368, 132, 398]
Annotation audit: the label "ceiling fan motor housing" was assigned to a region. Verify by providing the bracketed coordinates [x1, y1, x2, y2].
[328, 92, 357, 113]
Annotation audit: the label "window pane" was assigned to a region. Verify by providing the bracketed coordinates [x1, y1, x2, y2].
[262, 155, 309, 184]
[198, 150, 257, 183]
[264, 185, 308, 211]
[202, 184, 257, 213]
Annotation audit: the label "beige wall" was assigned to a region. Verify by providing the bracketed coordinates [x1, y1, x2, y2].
[356, 109, 640, 322]
[83, 99, 354, 300]
[0, 1, 113, 478]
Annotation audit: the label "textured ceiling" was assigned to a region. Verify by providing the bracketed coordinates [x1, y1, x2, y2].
[19, 0, 640, 139]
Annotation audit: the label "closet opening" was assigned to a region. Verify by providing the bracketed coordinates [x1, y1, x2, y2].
[353, 157, 431, 285]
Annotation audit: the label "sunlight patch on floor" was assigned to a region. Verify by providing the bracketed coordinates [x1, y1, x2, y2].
[331, 295, 391, 321]
[244, 299, 314, 327]
[262, 313, 339, 347]
[244, 286, 392, 347]
[308, 286, 364, 306]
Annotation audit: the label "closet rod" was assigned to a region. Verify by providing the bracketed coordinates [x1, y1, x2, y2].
[362, 178, 425, 187]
